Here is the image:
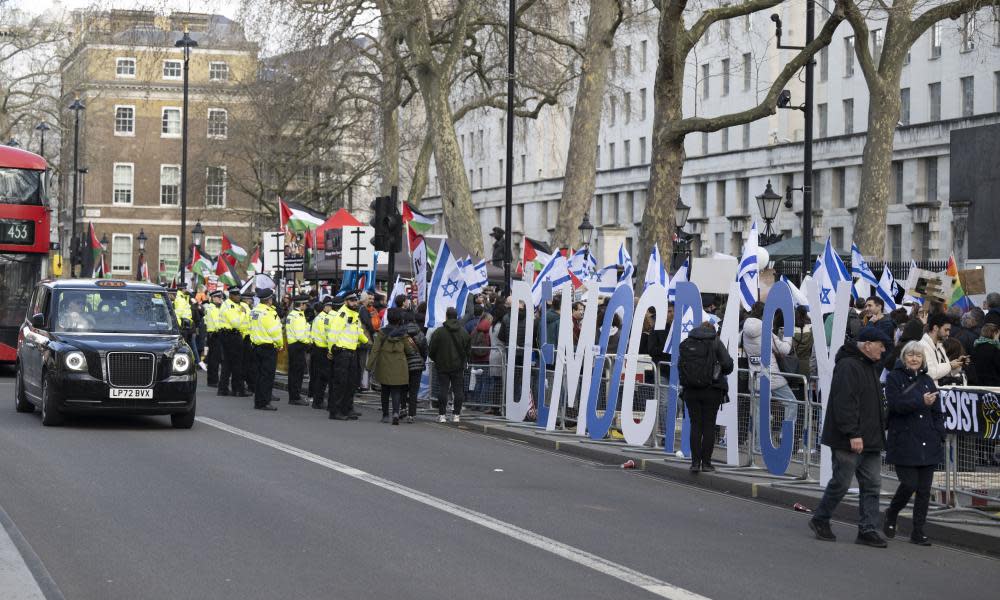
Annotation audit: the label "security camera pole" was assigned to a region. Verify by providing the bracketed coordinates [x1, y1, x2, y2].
[772, 6, 815, 281]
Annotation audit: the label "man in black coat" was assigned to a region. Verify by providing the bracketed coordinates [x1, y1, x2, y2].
[809, 326, 891, 548]
[680, 323, 734, 472]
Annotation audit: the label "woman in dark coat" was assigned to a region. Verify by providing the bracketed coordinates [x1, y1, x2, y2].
[883, 340, 944, 546]
[970, 323, 1000, 386]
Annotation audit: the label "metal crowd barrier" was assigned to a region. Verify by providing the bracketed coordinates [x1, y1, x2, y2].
[426, 346, 507, 417]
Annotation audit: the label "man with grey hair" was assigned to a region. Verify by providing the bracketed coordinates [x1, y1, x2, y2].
[984, 293, 1000, 328]
[952, 308, 984, 355]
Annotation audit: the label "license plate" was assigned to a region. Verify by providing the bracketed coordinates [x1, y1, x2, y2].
[110, 388, 153, 399]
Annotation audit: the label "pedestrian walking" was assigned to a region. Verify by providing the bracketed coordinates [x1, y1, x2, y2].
[883, 341, 943, 546]
[809, 326, 891, 547]
[428, 307, 472, 423]
[308, 300, 334, 408]
[249, 288, 282, 411]
[285, 294, 311, 406]
[402, 314, 428, 423]
[367, 308, 411, 425]
[204, 290, 224, 386]
[218, 288, 248, 397]
[678, 321, 734, 472]
[326, 293, 368, 420]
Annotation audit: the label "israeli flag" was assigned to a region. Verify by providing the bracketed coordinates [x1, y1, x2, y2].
[531, 253, 573, 306]
[813, 238, 852, 314]
[851, 243, 879, 286]
[617, 243, 635, 286]
[462, 257, 488, 294]
[425, 240, 468, 328]
[569, 247, 597, 280]
[667, 258, 689, 302]
[876, 267, 899, 313]
[666, 307, 720, 347]
[595, 265, 620, 294]
[643, 243, 669, 290]
[737, 221, 760, 310]
[782, 275, 810, 310]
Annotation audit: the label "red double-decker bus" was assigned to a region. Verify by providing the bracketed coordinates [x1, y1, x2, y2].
[0, 146, 50, 363]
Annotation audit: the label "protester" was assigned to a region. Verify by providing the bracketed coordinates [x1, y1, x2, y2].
[358, 292, 379, 392]
[864, 296, 895, 357]
[941, 338, 969, 386]
[809, 326, 891, 547]
[470, 313, 495, 408]
[948, 306, 977, 355]
[678, 321, 734, 472]
[742, 302, 798, 446]
[465, 304, 485, 334]
[791, 307, 813, 378]
[571, 301, 585, 344]
[883, 341, 943, 546]
[887, 317, 925, 369]
[402, 312, 429, 423]
[983, 293, 1000, 327]
[367, 308, 411, 425]
[920, 313, 965, 385]
[970, 323, 1000, 386]
[545, 298, 561, 349]
[428, 307, 472, 423]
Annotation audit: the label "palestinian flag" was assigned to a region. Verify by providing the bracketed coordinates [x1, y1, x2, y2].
[303, 229, 314, 271]
[215, 254, 240, 288]
[279, 197, 325, 232]
[402, 202, 437, 235]
[189, 245, 213, 279]
[522, 237, 553, 281]
[221, 234, 247, 266]
[137, 253, 150, 282]
[946, 255, 973, 311]
[406, 221, 436, 268]
[247, 245, 262, 276]
[88, 223, 104, 268]
[93, 253, 106, 278]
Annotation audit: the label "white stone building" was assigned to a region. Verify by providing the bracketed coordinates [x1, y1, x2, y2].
[415, 1, 1000, 266]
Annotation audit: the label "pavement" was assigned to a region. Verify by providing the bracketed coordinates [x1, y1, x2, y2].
[1, 368, 999, 600]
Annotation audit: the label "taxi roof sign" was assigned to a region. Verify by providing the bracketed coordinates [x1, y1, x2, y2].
[96, 280, 127, 288]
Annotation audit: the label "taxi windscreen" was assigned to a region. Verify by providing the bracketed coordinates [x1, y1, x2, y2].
[52, 289, 178, 334]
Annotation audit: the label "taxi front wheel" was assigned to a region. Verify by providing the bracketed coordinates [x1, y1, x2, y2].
[14, 366, 34, 413]
[171, 399, 196, 429]
[40, 378, 65, 427]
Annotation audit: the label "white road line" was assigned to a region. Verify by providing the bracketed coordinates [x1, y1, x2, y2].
[0, 507, 49, 600]
[197, 416, 711, 600]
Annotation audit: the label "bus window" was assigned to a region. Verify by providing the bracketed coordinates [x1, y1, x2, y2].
[0, 255, 41, 329]
[0, 168, 43, 205]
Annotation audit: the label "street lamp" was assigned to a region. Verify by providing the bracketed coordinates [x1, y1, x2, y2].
[175, 25, 198, 279]
[578, 212, 594, 248]
[756, 180, 784, 246]
[69, 94, 86, 276]
[192, 221, 204, 248]
[137, 228, 147, 281]
[35, 122, 50, 157]
[672, 196, 692, 270]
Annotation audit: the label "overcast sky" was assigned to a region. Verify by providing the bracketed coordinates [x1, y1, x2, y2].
[11, 0, 241, 18]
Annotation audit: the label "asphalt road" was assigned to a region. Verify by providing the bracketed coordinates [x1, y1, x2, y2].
[0, 368, 997, 600]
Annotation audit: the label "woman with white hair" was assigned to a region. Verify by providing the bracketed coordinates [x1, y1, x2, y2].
[883, 340, 944, 546]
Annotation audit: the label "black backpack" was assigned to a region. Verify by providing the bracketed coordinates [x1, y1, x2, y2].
[678, 335, 718, 389]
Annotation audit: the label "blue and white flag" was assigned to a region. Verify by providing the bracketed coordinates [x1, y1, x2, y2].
[388, 275, 406, 305]
[461, 257, 488, 294]
[531, 253, 573, 306]
[737, 221, 760, 310]
[667, 258, 689, 302]
[851, 243, 879, 287]
[782, 275, 810, 310]
[643, 243, 669, 290]
[595, 265, 619, 294]
[425, 240, 468, 328]
[666, 306, 720, 347]
[617, 243, 635, 286]
[813, 238, 852, 314]
[569, 247, 597, 281]
[876, 267, 899, 313]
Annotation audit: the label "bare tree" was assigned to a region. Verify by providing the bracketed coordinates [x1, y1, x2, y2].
[844, 0, 1000, 257]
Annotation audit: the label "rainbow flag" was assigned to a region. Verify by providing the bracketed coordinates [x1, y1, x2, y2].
[946, 256, 973, 311]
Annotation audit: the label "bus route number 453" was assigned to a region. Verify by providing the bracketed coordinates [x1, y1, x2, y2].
[1, 221, 32, 244]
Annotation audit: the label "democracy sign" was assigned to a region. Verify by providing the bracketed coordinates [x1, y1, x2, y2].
[938, 387, 1000, 440]
[503, 276, 853, 481]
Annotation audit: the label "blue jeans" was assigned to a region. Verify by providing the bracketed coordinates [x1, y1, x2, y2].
[814, 449, 882, 533]
[771, 383, 797, 423]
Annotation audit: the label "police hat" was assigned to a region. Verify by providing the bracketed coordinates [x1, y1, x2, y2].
[331, 296, 345, 309]
[256, 288, 274, 301]
[228, 288, 242, 296]
[209, 290, 224, 299]
[293, 294, 309, 303]
[343, 292, 359, 302]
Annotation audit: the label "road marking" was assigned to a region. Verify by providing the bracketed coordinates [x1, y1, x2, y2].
[0, 503, 61, 600]
[197, 416, 710, 600]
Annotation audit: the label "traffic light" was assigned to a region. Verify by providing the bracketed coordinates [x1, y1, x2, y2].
[369, 194, 402, 253]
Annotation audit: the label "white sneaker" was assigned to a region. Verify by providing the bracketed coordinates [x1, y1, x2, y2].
[452, 414, 461, 423]
[438, 415, 447, 423]
[198, 361, 208, 371]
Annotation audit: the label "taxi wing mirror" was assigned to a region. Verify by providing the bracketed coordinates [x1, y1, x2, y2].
[30, 313, 45, 328]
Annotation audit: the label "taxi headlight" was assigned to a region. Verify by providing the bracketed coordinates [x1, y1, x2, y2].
[172, 353, 191, 374]
[64, 351, 87, 372]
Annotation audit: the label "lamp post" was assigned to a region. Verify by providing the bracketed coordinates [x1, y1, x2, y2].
[176, 26, 198, 279]
[192, 221, 204, 248]
[35, 122, 50, 157]
[69, 95, 85, 276]
[137, 228, 147, 281]
[578, 212, 594, 249]
[503, 0, 516, 293]
[756, 180, 784, 246]
[672, 197, 692, 271]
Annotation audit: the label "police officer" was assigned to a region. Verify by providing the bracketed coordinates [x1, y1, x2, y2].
[173, 287, 193, 326]
[308, 299, 334, 409]
[204, 290, 224, 387]
[240, 291, 257, 396]
[249, 288, 283, 411]
[285, 294, 311, 406]
[218, 288, 247, 396]
[327, 292, 368, 420]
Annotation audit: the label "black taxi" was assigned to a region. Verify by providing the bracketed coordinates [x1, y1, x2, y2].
[13, 279, 198, 428]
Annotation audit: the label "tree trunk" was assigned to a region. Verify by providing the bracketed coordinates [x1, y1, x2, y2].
[406, 134, 433, 208]
[853, 70, 901, 257]
[378, 31, 400, 197]
[551, 0, 620, 249]
[419, 75, 486, 259]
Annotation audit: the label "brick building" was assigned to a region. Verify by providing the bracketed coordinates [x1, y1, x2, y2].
[59, 10, 259, 282]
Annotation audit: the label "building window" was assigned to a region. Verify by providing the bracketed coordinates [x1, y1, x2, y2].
[737, 178, 749, 213]
[715, 181, 726, 216]
[715, 233, 725, 255]
[159, 236, 180, 280]
[900, 88, 910, 125]
[160, 165, 180, 206]
[640, 88, 647, 120]
[831, 227, 844, 253]
[111, 234, 132, 275]
[623, 44, 631, 74]
[913, 223, 929, 260]
[623, 139, 631, 167]
[163, 60, 182, 79]
[203, 236, 222, 257]
[961, 76, 975, 117]
[931, 22, 942, 58]
[832, 167, 846, 208]
[498, 159, 503, 185]
[521, 154, 526, 181]
[813, 170, 823, 207]
[844, 36, 855, 77]
[817, 103, 828, 137]
[887, 225, 902, 261]
[721, 58, 730, 96]
[701, 63, 710, 99]
[639, 137, 647, 163]
[696, 182, 708, 215]
[961, 14, 976, 52]
[929, 82, 942, 120]
[610, 97, 617, 126]
[819, 46, 829, 82]
[870, 29, 883, 67]
[114, 105, 134, 135]
[161, 107, 181, 137]
[743, 53, 752, 90]
[623, 91, 631, 123]
[209, 61, 230, 81]
[843, 98, 854, 134]
[115, 57, 136, 78]
[892, 161, 904, 204]
[207, 108, 228, 138]
[720, 128, 729, 152]
[206, 166, 227, 207]
[113, 163, 133, 205]
[609, 142, 616, 169]
[640, 40, 647, 71]
[925, 157, 938, 203]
